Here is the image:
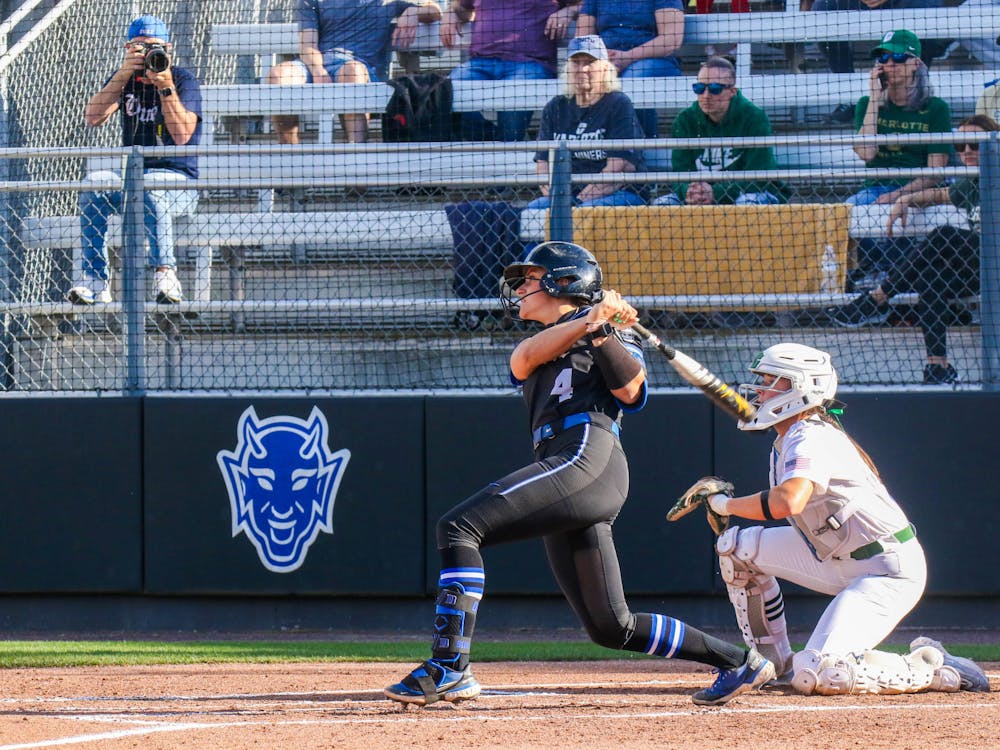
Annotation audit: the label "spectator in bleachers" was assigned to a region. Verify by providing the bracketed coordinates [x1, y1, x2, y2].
[267, 0, 442, 144]
[814, 2, 949, 125]
[527, 36, 647, 209]
[442, 0, 581, 141]
[831, 114, 997, 386]
[652, 56, 789, 207]
[67, 14, 200, 306]
[846, 30, 952, 274]
[575, 0, 684, 137]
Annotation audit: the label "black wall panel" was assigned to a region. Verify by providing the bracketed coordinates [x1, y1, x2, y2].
[424, 395, 542, 592]
[143, 397, 425, 594]
[1, 392, 997, 603]
[0, 398, 142, 592]
[614, 395, 720, 593]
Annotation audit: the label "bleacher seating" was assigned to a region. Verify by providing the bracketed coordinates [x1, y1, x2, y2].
[9, 8, 990, 322]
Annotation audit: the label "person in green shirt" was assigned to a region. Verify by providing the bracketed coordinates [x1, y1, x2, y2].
[849, 29, 952, 207]
[653, 56, 788, 206]
[847, 29, 954, 295]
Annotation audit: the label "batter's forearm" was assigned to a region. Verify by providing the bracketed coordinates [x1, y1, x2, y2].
[510, 318, 590, 380]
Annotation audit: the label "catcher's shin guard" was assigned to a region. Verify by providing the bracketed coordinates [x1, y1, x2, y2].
[716, 526, 793, 676]
[806, 648, 942, 696]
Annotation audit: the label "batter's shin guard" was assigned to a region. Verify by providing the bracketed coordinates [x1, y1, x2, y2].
[431, 584, 479, 671]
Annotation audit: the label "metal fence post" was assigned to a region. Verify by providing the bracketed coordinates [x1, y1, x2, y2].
[548, 143, 573, 243]
[980, 136, 1000, 391]
[122, 147, 146, 395]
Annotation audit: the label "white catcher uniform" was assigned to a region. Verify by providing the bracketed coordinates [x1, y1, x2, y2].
[742, 415, 925, 656]
[715, 343, 955, 695]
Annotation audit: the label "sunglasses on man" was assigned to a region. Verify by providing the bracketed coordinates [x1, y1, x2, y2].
[954, 142, 979, 152]
[692, 82, 733, 96]
[876, 52, 914, 64]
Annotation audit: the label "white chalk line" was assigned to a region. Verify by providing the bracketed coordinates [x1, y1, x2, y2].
[2, 678, 995, 750]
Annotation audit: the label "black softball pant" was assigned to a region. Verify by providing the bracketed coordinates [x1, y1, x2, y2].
[435, 421, 745, 669]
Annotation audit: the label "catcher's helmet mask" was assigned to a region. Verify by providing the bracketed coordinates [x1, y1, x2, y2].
[737, 343, 838, 431]
[500, 241, 603, 313]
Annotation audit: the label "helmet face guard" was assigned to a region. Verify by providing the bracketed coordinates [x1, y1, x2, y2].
[737, 343, 838, 431]
[499, 241, 603, 313]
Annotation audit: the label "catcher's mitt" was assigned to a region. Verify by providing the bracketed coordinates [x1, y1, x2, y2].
[667, 476, 734, 536]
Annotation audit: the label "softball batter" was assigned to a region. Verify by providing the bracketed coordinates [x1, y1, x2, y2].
[671, 343, 989, 694]
[385, 241, 774, 707]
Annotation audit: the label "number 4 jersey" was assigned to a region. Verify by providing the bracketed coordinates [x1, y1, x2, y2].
[512, 307, 647, 440]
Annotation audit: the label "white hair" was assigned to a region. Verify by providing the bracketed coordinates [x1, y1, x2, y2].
[561, 57, 621, 98]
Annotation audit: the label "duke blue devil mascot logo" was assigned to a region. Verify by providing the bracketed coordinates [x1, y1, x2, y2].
[217, 406, 351, 573]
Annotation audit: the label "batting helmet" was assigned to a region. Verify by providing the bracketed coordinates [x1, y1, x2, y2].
[737, 343, 838, 431]
[499, 242, 603, 309]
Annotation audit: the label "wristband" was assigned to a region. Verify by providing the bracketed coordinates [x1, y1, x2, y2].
[760, 489, 774, 520]
[587, 321, 615, 342]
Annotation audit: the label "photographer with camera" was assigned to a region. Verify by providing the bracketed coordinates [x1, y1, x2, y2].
[68, 14, 202, 305]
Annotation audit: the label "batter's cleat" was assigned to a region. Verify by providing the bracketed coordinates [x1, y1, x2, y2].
[692, 649, 776, 706]
[384, 660, 481, 706]
[910, 636, 990, 692]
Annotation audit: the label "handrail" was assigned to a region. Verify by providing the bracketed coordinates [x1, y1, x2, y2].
[0, 131, 988, 160]
[0, 0, 79, 77]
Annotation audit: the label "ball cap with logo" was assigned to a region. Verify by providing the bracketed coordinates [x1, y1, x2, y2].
[872, 29, 921, 58]
[567, 35, 609, 61]
[127, 14, 170, 43]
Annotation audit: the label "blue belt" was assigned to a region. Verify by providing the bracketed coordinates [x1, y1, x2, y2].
[532, 413, 620, 447]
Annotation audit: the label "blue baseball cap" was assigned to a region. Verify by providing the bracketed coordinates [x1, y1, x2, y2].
[567, 35, 608, 61]
[127, 14, 170, 42]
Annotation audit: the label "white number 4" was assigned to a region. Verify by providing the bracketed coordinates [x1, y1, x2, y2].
[551, 367, 573, 402]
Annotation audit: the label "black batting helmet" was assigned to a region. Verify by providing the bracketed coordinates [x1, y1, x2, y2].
[500, 241, 604, 309]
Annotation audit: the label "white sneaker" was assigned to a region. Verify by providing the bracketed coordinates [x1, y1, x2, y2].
[66, 277, 111, 305]
[910, 636, 990, 692]
[153, 267, 183, 304]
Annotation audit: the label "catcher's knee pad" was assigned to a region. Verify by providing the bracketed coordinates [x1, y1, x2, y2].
[717, 526, 793, 675]
[814, 655, 858, 695]
[716, 525, 763, 587]
[791, 649, 823, 695]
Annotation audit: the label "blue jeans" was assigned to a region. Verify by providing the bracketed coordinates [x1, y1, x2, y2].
[449, 57, 552, 141]
[526, 190, 646, 210]
[79, 169, 199, 280]
[619, 57, 681, 138]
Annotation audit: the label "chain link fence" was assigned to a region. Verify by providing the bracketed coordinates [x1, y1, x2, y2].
[0, 0, 997, 391]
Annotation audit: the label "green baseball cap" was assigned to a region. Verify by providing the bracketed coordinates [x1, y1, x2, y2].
[872, 29, 921, 58]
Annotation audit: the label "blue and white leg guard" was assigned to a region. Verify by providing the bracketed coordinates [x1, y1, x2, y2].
[431, 567, 484, 669]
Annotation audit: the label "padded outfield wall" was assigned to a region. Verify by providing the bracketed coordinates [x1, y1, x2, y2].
[0, 392, 996, 633]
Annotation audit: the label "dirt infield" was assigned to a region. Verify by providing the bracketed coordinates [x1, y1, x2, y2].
[1, 660, 997, 749]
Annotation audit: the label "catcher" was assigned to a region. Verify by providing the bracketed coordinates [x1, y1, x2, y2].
[668, 343, 990, 695]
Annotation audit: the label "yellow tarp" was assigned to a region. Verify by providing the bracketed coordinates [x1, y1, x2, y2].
[556, 204, 851, 297]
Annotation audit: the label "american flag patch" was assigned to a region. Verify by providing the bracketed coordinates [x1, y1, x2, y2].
[784, 457, 811, 472]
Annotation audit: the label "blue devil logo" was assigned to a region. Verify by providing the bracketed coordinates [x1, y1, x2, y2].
[217, 406, 351, 573]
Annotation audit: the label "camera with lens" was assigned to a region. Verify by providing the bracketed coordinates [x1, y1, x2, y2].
[142, 43, 170, 74]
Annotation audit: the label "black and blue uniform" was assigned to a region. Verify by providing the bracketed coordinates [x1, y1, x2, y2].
[432, 307, 747, 669]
